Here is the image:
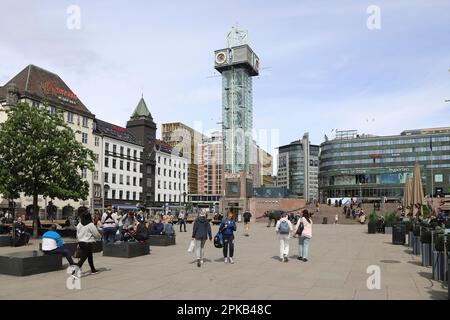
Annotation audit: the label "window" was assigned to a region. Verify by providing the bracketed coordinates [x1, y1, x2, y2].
[104, 157, 109, 167]
[133, 177, 137, 186]
[169, 170, 171, 178]
[120, 146, 124, 156]
[81, 133, 88, 144]
[140, 152, 143, 160]
[183, 163, 186, 169]
[174, 182, 177, 190]
[164, 158, 166, 165]
[134, 150, 137, 159]
[111, 190, 116, 199]
[183, 172, 186, 180]
[48, 106, 56, 114]
[127, 162, 130, 171]
[169, 159, 172, 166]
[113, 144, 117, 155]
[158, 194, 161, 202]
[164, 181, 166, 190]
[94, 185, 101, 198]
[94, 171, 99, 181]
[126, 191, 130, 200]
[139, 178, 142, 187]
[120, 160, 124, 170]
[81, 168, 87, 179]
[174, 170, 177, 178]
[133, 192, 136, 201]
[158, 156, 161, 163]
[104, 172, 109, 183]
[169, 195, 172, 202]
[67, 112, 74, 123]
[133, 163, 137, 172]
[119, 174, 123, 185]
[164, 169, 167, 176]
[112, 159, 116, 169]
[105, 142, 109, 152]
[169, 182, 172, 190]
[82, 116, 89, 128]
[32, 101, 39, 108]
[146, 178, 152, 187]
[112, 174, 116, 184]
[119, 190, 123, 200]
[174, 195, 177, 202]
[94, 136, 100, 147]
[94, 153, 99, 163]
[158, 180, 161, 189]
[126, 176, 130, 185]
[183, 184, 186, 191]
[147, 166, 152, 174]
[435, 174, 443, 183]
[164, 194, 166, 202]
[127, 148, 130, 158]
[158, 167, 161, 175]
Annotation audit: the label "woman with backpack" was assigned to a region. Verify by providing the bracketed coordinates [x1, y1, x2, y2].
[219, 212, 237, 264]
[275, 212, 294, 262]
[296, 210, 313, 262]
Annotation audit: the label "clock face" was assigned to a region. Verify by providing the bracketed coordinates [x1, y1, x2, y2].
[215, 52, 227, 64]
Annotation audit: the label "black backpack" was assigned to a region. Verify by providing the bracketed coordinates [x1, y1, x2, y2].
[296, 219, 304, 236]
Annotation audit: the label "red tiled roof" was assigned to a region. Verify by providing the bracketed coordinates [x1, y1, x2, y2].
[0, 64, 94, 117]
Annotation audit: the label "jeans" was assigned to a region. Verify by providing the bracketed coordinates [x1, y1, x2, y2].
[223, 236, 234, 258]
[77, 242, 96, 272]
[179, 219, 186, 232]
[279, 235, 290, 259]
[103, 227, 116, 244]
[195, 239, 206, 260]
[44, 247, 74, 265]
[298, 236, 310, 259]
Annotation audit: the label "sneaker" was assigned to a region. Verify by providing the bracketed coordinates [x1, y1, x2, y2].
[197, 259, 201, 267]
[302, 258, 308, 262]
[297, 257, 303, 261]
[229, 257, 234, 264]
[90, 270, 100, 275]
[200, 259, 204, 265]
[224, 258, 229, 264]
[280, 257, 284, 262]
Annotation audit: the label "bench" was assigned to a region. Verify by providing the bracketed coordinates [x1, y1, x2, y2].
[0, 235, 12, 247]
[0, 251, 62, 276]
[103, 241, 150, 258]
[148, 235, 176, 246]
[39, 240, 103, 255]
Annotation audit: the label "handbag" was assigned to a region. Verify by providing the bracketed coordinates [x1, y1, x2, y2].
[73, 244, 81, 259]
[296, 220, 304, 236]
[187, 239, 195, 253]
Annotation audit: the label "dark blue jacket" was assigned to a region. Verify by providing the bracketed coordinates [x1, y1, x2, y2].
[219, 219, 236, 237]
[192, 216, 212, 240]
[150, 223, 164, 235]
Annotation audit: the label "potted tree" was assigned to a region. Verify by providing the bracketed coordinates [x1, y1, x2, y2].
[368, 210, 377, 234]
[384, 212, 396, 234]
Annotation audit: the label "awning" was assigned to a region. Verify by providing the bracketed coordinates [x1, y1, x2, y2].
[112, 204, 138, 210]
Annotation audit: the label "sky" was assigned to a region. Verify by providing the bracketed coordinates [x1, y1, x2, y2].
[1, 0, 449, 171]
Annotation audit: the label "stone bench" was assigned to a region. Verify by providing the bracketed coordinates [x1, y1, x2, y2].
[103, 241, 150, 258]
[148, 235, 176, 246]
[39, 240, 103, 255]
[0, 235, 12, 247]
[0, 251, 62, 276]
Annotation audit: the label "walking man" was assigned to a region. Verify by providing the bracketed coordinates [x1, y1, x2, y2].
[219, 212, 237, 264]
[178, 210, 187, 232]
[275, 213, 294, 262]
[243, 211, 252, 236]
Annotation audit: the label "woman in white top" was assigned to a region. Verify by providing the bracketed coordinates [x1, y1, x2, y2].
[295, 209, 313, 262]
[77, 211, 102, 275]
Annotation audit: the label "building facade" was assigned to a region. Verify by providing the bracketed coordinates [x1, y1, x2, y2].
[277, 133, 319, 202]
[161, 122, 204, 195]
[95, 119, 143, 209]
[197, 131, 223, 196]
[154, 139, 188, 208]
[319, 128, 450, 201]
[0, 65, 99, 213]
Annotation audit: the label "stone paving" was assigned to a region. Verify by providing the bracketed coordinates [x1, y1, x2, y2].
[0, 221, 447, 300]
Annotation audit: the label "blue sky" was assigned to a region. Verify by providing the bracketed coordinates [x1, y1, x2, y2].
[1, 0, 449, 163]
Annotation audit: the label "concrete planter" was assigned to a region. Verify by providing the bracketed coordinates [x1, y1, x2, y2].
[0, 250, 62, 276]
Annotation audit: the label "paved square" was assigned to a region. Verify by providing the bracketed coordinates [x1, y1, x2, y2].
[0, 221, 447, 300]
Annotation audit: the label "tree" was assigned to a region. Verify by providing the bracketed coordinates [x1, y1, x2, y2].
[0, 102, 95, 237]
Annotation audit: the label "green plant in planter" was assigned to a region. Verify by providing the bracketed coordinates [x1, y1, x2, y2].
[368, 210, 377, 224]
[384, 212, 396, 227]
[422, 205, 429, 219]
[367, 210, 377, 234]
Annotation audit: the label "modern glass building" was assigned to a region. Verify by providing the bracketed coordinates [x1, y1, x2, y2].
[319, 128, 450, 201]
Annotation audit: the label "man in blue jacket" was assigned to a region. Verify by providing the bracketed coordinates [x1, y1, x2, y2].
[42, 225, 75, 265]
[219, 212, 237, 264]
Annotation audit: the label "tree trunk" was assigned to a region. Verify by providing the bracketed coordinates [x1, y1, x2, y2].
[32, 193, 39, 238]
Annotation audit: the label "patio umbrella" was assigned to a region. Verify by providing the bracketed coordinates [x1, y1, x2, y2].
[412, 162, 425, 217]
[402, 174, 413, 214]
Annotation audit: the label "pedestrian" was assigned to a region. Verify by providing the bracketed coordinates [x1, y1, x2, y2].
[42, 224, 76, 266]
[178, 210, 187, 232]
[275, 212, 294, 262]
[315, 202, 320, 215]
[296, 210, 312, 262]
[46, 201, 57, 221]
[101, 206, 118, 245]
[243, 211, 252, 236]
[76, 211, 101, 275]
[192, 211, 212, 267]
[334, 214, 339, 224]
[219, 212, 237, 264]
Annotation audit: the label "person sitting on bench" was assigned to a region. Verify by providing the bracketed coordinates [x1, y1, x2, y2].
[163, 216, 175, 236]
[134, 216, 149, 242]
[149, 219, 164, 235]
[42, 225, 76, 265]
[14, 216, 30, 246]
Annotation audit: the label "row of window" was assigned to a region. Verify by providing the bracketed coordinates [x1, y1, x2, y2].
[104, 173, 140, 186]
[104, 143, 141, 160]
[104, 157, 139, 172]
[321, 145, 450, 159]
[158, 155, 186, 169]
[156, 193, 187, 203]
[106, 190, 140, 201]
[321, 154, 450, 167]
[156, 167, 186, 179]
[322, 136, 450, 150]
[156, 180, 186, 191]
